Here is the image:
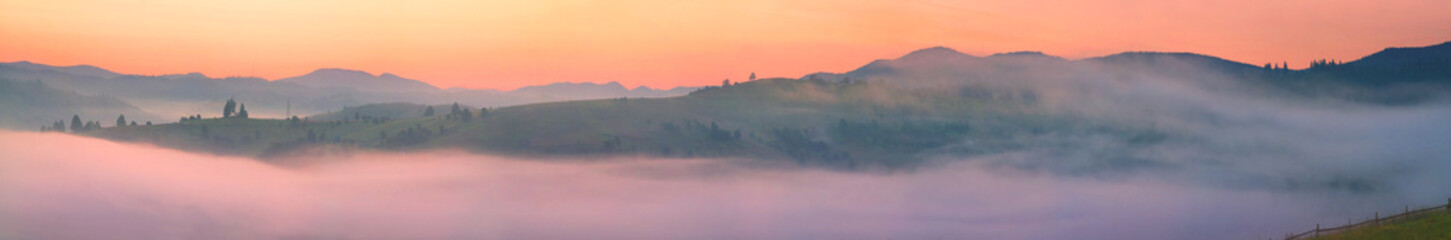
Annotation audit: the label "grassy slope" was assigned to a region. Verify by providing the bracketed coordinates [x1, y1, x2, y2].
[82, 78, 1123, 168]
[1308, 210, 1451, 240]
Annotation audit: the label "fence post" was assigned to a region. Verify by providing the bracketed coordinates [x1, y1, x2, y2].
[1314, 224, 1319, 237]
[1374, 212, 1379, 226]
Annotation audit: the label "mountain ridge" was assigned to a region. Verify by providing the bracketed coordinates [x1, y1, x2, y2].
[275, 68, 441, 92]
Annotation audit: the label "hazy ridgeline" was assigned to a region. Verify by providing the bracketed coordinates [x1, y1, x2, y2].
[0, 63, 698, 130]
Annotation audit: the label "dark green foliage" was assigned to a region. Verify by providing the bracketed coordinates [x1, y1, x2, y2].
[380, 125, 433, 148]
[70, 115, 81, 132]
[445, 102, 472, 121]
[237, 103, 249, 119]
[830, 119, 972, 152]
[423, 106, 435, 117]
[601, 136, 623, 151]
[707, 122, 733, 142]
[767, 127, 831, 161]
[116, 114, 126, 127]
[223, 98, 236, 118]
[53, 120, 65, 133]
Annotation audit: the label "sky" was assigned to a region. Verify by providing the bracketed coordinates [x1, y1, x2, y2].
[2, 0, 1450, 90]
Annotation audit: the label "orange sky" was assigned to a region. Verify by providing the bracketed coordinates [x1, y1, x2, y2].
[2, 0, 1449, 90]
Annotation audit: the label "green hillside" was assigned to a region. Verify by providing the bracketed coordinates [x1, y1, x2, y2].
[1307, 210, 1451, 240]
[81, 78, 1158, 168]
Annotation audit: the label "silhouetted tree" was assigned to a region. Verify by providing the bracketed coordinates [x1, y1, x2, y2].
[749, 72, 756, 81]
[424, 106, 435, 117]
[237, 103, 249, 119]
[223, 98, 236, 118]
[130, 121, 137, 126]
[53, 121, 66, 133]
[70, 115, 81, 132]
[116, 115, 126, 127]
[478, 107, 489, 118]
[722, 79, 731, 87]
[146, 121, 152, 126]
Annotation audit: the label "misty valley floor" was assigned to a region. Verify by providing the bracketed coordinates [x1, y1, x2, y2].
[3, 131, 1449, 240]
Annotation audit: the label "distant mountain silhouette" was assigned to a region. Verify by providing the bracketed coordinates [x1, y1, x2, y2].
[276, 68, 440, 92]
[0, 61, 120, 79]
[800, 41, 1451, 104]
[0, 62, 698, 126]
[986, 51, 1066, 61]
[513, 81, 695, 100]
[0, 78, 159, 130]
[1084, 52, 1260, 71]
[1345, 41, 1451, 68]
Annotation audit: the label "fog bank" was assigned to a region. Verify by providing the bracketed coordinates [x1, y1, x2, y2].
[6, 132, 1443, 239]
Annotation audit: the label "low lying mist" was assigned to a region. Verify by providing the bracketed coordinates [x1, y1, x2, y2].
[3, 132, 1445, 239]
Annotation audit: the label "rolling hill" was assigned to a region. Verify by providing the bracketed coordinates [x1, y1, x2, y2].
[72, 41, 1451, 172]
[0, 78, 161, 130]
[0, 62, 698, 123]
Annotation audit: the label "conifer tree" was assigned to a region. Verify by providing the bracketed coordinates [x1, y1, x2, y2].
[223, 98, 237, 118]
[237, 103, 249, 119]
[71, 115, 82, 132]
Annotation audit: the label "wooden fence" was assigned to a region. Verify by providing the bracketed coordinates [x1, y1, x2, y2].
[1283, 198, 1451, 239]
